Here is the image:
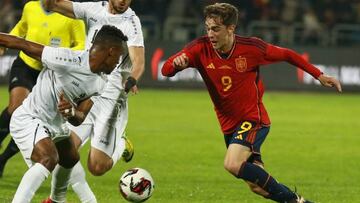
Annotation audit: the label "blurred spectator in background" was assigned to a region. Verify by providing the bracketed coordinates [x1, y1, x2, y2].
[0, 0, 359, 45]
[0, 0, 16, 33]
[302, 8, 323, 45]
[279, 0, 298, 44]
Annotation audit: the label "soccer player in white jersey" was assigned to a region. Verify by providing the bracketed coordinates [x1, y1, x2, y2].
[0, 25, 128, 203]
[43, 0, 145, 202]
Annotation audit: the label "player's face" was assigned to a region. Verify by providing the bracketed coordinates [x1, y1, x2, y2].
[109, 0, 132, 13]
[89, 45, 123, 74]
[104, 46, 123, 74]
[205, 17, 235, 53]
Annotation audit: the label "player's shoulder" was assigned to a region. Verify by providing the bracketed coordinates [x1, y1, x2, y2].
[118, 7, 140, 22]
[43, 47, 85, 66]
[23, 1, 39, 11]
[186, 36, 209, 49]
[235, 35, 268, 52]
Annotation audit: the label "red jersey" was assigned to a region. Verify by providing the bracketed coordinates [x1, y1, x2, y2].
[162, 35, 322, 135]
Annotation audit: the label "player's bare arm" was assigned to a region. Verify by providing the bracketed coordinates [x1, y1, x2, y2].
[173, 53, 189, 70]
[0, 33, 43, 61]
[126, 46, 145, 94]
[58, 92, 94, 126]
[43, 0, 76, 18]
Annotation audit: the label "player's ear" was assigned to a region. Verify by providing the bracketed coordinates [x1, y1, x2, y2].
[108, 47, 115, 56]
[108, 46, 122, 56]
[227, 24, 236, 33]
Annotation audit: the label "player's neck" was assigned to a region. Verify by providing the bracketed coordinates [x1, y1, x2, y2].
[108, 4, 116, 14]
[217, 34, 235, 54]
[108, 2, 118, 14]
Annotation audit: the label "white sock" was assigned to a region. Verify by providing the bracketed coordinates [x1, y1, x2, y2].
[50, 165, 72, 203]
[111, 137, 125, 167]
[70, 162, 97, 203]
[12, 163, 50, 203]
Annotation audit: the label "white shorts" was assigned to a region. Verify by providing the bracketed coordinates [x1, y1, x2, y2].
[69, 96, 128, 157]
[10, 106, 69, 167]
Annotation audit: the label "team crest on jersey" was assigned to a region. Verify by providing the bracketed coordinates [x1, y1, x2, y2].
[235, 56, 247, 72]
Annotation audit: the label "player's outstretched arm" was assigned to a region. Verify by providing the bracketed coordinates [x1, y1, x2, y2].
[0, 33, 43, 61]
[43, 0, 75, 18]
[58, 92, 94, 126]
[264, 45, 342, 92]
[318, 74, 342, 92]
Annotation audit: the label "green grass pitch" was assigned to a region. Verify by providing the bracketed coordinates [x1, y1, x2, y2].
[0, 86, 359, 203]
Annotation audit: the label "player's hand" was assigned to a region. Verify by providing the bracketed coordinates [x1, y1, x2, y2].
[128, 84, 139, 95]
[0, 46, 6, 56]
[58, 92, 75, 118]
[124, 76, 138, 94]
[173, 53, 189, 70]
[318, 74, 342, 92]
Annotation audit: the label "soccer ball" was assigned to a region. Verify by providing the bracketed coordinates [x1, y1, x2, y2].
[119, 168, 155, 202]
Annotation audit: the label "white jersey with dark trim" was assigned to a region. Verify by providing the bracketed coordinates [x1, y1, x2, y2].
[21, 46, 104, 135]
[73, 1, 144, 101]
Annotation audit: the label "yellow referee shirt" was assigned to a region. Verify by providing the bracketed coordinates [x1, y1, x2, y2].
[9, 0, 85, 71]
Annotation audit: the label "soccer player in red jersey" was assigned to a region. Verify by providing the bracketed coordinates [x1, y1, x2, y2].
[162, 3, 341, 203]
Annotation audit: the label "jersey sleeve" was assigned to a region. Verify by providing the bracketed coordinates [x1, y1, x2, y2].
[125, 16, 144, 47]
[264, 44, 322, 78]
[69, 19, 86, 50]
[9, 3, 29, 37]
[41, 46, 80, 72]
[161, 39, 201, 77]
[72, 2, 95, 20]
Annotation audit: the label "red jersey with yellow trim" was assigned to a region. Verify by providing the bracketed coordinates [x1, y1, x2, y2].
[162, 35, 322, 135]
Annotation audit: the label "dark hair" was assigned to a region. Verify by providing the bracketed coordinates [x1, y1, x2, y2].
[204, 3, 239, 26]
[93, 25, 128, 46]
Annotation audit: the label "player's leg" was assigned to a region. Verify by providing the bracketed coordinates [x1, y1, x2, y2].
[49, 134, 80, 203]
[0, 57, 40, 177]
[223, 122, 298, 202]
[87, 98, 128, 176]
[48, 123, 96, 203]
[10, 108, 58, 203]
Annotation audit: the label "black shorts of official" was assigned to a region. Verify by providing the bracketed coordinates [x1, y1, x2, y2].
[224, 121, 270, 164]
[8, 56, 41, 91]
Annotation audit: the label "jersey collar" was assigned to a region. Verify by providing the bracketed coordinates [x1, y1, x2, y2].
[213, 35, 236, 60]
[40, 0, 54, 15]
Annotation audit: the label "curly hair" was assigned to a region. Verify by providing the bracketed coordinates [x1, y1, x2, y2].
[93, 25, 128, 46]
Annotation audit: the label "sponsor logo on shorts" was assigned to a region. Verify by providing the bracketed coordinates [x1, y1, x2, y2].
[99, 139, 109, 145]
[11, 77, 18, 84]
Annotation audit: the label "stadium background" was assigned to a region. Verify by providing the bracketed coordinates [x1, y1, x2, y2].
[0, 0, 359, 202]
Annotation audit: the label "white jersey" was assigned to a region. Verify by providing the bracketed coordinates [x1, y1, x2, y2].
[73, 1, 144, 101]
[21, 46, 104, 135]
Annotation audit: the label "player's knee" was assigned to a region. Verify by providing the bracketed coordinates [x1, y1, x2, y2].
[87, 160, 111, 176]
[8, 100, 25, 114]
[6, 105, 17, 115]
[88, 163, 107, 176]
[38, 154, 59, 172]
[224, 160, 244, 176]
[59, 153, 80, 169]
